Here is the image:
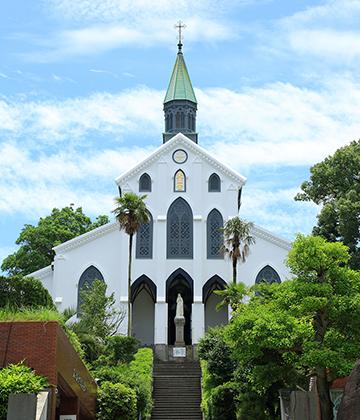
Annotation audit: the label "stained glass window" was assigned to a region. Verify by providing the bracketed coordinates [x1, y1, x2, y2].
[255, 265, 281, 284]
[77, 266, 104, 313]
[174, 170, 186, 192]
[208, 173, 221, 192]
[139, 173, 151, 192]
[167, 198, 193, 259]
[207, 209, 224, 259]
[136, 213, 153, 259]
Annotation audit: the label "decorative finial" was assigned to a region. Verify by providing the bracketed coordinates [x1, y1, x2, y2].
[175, 20, 186, 52]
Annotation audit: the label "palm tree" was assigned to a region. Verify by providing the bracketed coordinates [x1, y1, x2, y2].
[112, 192, 149, 336]
[222, 217, 255, 284]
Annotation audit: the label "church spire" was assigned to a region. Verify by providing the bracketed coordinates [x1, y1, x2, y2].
[163, 22, 198, 144]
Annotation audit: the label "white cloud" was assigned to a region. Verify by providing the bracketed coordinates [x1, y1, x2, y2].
[272, 0, 360, 61]
[0, 75, 358, 223]
[1, 77, 360, 163]
[24, 16, 234, 61]
[288, 29, 360, 60]
[0, 87, 163, 142]
[46, 0, 230, 23]
[241, 187, 319, 239]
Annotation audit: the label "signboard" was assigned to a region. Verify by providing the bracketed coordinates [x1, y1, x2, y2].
[60, 416, 76, 420]
[173, 347, 186, 358]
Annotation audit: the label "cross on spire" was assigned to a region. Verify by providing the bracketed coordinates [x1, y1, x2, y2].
[175, 20, 186, 52]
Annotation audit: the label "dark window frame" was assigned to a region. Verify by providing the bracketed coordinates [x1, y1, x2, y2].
[136, 213, 153, 259]
[207, 209, 224, 259]
[167, 198, 193, 259]
[139, 173, 152, 192]
[255, 265, 281, 284]
[208, 173, 221, 192]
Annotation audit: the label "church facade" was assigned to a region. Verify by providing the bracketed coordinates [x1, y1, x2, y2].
[32, 42, 291, 349]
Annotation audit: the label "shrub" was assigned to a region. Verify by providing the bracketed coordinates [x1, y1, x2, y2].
[106, 335, 140, 364]
[97, 381, 137, 420]
[94, 348, 153, 419]
[128, 348, 153, 418]
[0, 363, 48, 420]
[198, 328, 235, 384]
[208, 382, 237, 420]
[0, 276, 54, 309]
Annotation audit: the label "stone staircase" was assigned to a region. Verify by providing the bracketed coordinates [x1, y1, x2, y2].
[151, 361, 202, 419]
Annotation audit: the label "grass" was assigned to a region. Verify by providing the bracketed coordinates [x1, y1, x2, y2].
[0, 307, 64, 322]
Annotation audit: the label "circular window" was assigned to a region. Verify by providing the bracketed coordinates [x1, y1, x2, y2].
[172, 149, 188, 164]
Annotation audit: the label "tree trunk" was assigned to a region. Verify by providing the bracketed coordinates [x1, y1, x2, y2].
[314, 310, 333, 420]
[232, 256, 237, 284]
[317, 367, 333, 420]
[127, 234, 133, 337]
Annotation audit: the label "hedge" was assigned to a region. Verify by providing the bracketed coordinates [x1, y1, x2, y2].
[0, 363, 48, 420]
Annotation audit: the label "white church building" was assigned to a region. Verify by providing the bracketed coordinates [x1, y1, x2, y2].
[32, 40, 291, 352]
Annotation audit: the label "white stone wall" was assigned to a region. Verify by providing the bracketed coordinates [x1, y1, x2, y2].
[33, 134, 292, 344]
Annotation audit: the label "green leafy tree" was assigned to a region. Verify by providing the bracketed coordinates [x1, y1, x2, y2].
[225, 235, 360, 420]
[112, 193, 149, 336]
[1, 206, 109, 276]
[0, 275, 54, 309]
[295, 140, 360, 269]
[222, 217, 254, 284]
[73, 280, 125, 361]
[0, 363, 48, 420]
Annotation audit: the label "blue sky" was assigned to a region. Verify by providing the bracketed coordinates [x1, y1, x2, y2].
[1, 0, 360, 267]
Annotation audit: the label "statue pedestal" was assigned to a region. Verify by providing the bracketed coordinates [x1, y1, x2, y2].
[174, 316, 185, 346]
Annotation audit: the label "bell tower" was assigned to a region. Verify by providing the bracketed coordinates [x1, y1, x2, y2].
[163, 21, 198, 143]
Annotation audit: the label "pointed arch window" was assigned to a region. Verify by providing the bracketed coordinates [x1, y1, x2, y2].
[174, 169, 186, 192]
[208, 173, 221, 192]
[167, 198, 193, 259]
[77, 266, 104, 313]
[136, 213, 153, 259]
[139, 173, 151, 192]
[255, 265, 281, 284]
[207, 209, 224, 259]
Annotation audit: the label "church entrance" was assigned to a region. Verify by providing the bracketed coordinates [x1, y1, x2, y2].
[131, 275, 156, 345]
[166, 268, 193, 345]
[203, 276, 228, 332]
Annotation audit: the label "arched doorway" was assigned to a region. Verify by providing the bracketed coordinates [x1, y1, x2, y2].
[203, 275, 228, 332]
[131, 275, 156, 345]
[166, 268, 193, 345]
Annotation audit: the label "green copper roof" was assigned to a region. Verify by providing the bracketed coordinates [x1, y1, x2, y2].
[164, 51, 197, 104]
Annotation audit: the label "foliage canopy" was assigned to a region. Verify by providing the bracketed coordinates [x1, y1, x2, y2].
[0, 275, 54, 309]
[1, 205, 109, 276]
[295, 140, 360, 269]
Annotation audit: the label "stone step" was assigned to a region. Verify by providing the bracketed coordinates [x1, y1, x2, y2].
[151, 360, 202, 420]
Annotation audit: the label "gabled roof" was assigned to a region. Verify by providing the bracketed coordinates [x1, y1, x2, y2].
[115, 133, 247, 186]
[27, 265, 53, 280]
[164, 51, 197, 104]
[53, 222, 118, 253]
[252, 225, 292, 251]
